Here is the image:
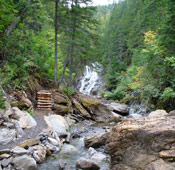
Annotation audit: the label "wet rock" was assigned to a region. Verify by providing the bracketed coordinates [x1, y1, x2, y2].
[76, 157, 100, 170]
[0, 128, 16, 145]
[84, 133, 108, 148]
[112, 164, 136, 170]
[106, 112, 175, 169]
[107, 102, 129, 116]
[149, 110, 168, 117]
[58, 160, 67, 170]
[12, 107, 37, 129]
[146, 159, 175, 170]
[33, 145, 46, 163]
[13, 155, 37, 170]
[88, 147, 106, 162]
[11, 146, 29, 155]
[44, 115, 69, 136]
[18, 139, 40, 148]
[60, 144, 77, 153]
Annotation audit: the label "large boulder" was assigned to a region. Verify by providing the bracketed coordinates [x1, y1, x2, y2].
[52, 104, 69, 115]
[76, 157, 100, 170]
[106, 110, 175, 169]
[84, 133, 108, 148]
[52, 91, 73, 115]
[75, 93, 113, 122]
[44, 115, 69, 136]
[107, 102, 129, 116]
[0, 128, 16, 145]
[72, 98, 91, 118]
[13, 155, 37, 170]
[149, 110, 168, 117]
[12, 107, 37, 129]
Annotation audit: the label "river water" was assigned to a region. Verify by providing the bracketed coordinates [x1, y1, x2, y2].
[38, 62, 145, 170]
[38, 121, 111, 170]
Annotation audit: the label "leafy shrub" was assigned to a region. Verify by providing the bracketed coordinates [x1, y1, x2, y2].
[0, 91, 5, 110]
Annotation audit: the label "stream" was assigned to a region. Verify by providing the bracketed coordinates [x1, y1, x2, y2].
[38, 121, 111, 170]
[38, 63, 144, 170]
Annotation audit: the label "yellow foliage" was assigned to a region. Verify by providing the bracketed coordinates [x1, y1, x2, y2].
[129, 67, 145, 90]
[144, 31, 156, 45]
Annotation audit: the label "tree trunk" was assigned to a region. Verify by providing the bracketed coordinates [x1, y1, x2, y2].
[54, 0, 59, 86]
[60, 54, 69, 84]
[6, 0, 31, 36]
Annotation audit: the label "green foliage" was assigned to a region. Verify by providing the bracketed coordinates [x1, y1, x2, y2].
[62, 86, 75, 97]
[0, 91, 5, 110]
[27, 110, 34, 116]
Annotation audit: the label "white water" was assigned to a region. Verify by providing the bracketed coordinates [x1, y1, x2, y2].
[79, 62, 103, 96]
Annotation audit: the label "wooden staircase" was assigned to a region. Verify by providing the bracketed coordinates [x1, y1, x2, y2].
[37, 90, 52, 110]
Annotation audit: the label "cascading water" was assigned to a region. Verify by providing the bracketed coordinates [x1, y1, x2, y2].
[79, 62, 104, 96]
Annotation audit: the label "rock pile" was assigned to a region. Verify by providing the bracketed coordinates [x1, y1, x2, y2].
[0, 129, 65, 170]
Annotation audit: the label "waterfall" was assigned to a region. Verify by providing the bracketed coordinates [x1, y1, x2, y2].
[78, 62, 104, 96]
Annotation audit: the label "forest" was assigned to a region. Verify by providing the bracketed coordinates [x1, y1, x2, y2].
[1, 0, 175, 111]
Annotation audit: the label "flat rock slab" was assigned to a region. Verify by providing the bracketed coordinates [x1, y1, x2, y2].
[18, 139, 40, 148]
[0, 128, 16, 145]
[44, 115, 69, 136]
[11, 146, 28, 155]
[13, 155, 37, 170]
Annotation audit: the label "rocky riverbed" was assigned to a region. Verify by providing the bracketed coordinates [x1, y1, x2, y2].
[1, 90, 175, 170]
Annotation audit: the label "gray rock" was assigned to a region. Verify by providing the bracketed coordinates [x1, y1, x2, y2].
[60, 144, 77, 154]
[3, 122, 15, 128]
[146, 159, 175, 170]
[76, 157, 100, 170]
[44, 115, 69, 136]
[3, 164, 13, 170]
[12, 107, 37, 129]
[2, 115, 9, 122]
[11, 146, 29, 155]
[107, 102, 129, 116]
[0, 128, 16, 145]
[84, 132, 108, 148]
[1, 158, 11, 167]
[88, 147, 106, 162]
[13, 155, 37, 170]
[149, 110, 168, 117]
[48, 137, 59, 146]
[33, 145, 46, 163]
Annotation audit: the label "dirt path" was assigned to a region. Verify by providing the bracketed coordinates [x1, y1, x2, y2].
[0, 110, 49, 150]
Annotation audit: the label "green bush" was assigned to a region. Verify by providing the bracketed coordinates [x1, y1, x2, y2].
[0, 91, 5, 110]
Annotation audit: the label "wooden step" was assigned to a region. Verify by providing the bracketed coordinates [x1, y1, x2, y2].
[37, 103, 52, 105]
[37, 92, 51, 94]
[37, 97, 52, 100]
[37, 106, 52, 108]
[37, 100, 52, 102]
